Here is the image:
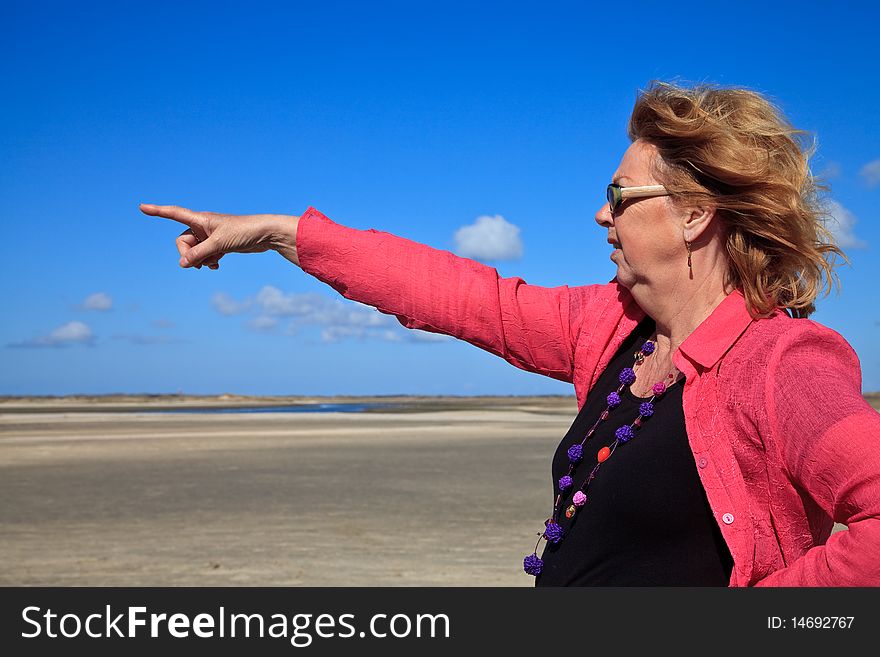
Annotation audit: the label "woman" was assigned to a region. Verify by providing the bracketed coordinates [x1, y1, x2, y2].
[141, 81, 880, 586]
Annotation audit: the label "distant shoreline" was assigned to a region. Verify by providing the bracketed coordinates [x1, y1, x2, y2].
[0, 393, 576, 401]
[0, 393, 581, 415]
[1, 392, 877, 415]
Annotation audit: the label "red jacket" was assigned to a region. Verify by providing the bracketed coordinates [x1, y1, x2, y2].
[296, 206, 880, 586]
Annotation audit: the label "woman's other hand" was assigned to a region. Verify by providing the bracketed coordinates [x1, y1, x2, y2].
[139, 204, 301, 269]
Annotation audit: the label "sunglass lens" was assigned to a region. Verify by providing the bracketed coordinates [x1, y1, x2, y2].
[606, 185, 619, 212]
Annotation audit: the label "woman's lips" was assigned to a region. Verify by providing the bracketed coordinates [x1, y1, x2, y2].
[608, 238, 621, 259]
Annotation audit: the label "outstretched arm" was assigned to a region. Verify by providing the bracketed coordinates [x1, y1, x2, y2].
[141, 202, 589, 384]
[293, 207, 582, 383]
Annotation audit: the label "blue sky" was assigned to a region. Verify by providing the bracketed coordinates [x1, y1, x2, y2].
[2, 0, 878, 396]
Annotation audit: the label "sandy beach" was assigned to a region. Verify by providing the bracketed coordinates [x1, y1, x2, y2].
[0, 394, 864, 586]
[0, 396, 577, 586]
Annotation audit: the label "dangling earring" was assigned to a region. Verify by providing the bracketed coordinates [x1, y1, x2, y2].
[685, 240, 692, 272]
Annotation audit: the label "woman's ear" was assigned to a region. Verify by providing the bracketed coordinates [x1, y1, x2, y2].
[682, 206, 717, 244]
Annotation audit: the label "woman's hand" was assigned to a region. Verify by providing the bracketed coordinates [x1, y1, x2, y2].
[139, 204, 301, 269]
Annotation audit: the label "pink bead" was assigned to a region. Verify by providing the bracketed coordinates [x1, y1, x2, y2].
[600, 409, 609, 420]
[573, 491, 587, 506]
[652, 382, 666, 395]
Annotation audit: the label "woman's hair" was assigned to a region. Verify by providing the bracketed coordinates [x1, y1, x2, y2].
[628, 80, 847, 319]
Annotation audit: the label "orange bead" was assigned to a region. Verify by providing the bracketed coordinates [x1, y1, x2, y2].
[597, 446, 611, 462]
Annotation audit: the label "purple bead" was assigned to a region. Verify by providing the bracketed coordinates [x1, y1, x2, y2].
[619, 368, 636, 385]
[606, 391, 621, 409]
[543, 522, 564, 544]
[567, 444, 583, 463]
[652, 381, 667, 395]
[558, 475, 573, 492]
[641, 341, 655, 355]
[615, 425, 635, 443]
[639, 401, 654, 417]
[523, 553, 544, 576]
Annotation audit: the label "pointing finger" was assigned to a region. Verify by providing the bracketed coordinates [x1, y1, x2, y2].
[140, 204, 201, 228]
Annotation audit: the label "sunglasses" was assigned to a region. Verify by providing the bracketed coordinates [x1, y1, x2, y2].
[606, 183, 670, 214]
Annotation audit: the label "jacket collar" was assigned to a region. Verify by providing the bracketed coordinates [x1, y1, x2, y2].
[676, 288, 764, 370]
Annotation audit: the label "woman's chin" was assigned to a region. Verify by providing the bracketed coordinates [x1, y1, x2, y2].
[612, 263, 635, 289]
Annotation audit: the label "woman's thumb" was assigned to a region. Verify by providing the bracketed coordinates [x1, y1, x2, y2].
[183, 237, 218, 268]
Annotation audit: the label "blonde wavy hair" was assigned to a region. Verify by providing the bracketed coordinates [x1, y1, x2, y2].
[628, 80, 846, 319]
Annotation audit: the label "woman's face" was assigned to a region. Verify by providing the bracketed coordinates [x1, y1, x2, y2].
[594, 140, 684, 294]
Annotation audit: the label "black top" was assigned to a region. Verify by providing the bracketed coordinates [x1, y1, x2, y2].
[534, 316, 734, 586]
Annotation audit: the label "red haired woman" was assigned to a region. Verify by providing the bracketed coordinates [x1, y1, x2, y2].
[143, 82, 880, 586]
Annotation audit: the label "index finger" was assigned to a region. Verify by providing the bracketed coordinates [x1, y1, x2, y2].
[140, 204, 201, 227]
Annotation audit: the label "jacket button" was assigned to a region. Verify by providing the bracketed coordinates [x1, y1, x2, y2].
[698, 457, 708, 468]
[722, 513, 735, 525]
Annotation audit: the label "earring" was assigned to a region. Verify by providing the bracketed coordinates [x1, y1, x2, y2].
[685, 240, 692, 271]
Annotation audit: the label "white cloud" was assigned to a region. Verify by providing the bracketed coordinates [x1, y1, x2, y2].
[254, 287, 326, 316]
[860, 160, 880, 187]
[214, 286, 453, 344]
[48, 321, 93, 344]
[111, 333, 185, 345]
[454, 214, 524, 262]
[321, 326, 369, 342]
[321, 326, 406, 343]
[310, 300, 453, 344]
[211, 291, 252, 316]
[247, 315, 279, 331]
[823, 199, 867, 249]
[820, 162, 841, 179]
[81, 292, 112, 311]
[8, 321, 95, 348]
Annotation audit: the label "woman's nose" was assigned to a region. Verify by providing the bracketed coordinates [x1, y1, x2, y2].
[594, 203, 613, 227]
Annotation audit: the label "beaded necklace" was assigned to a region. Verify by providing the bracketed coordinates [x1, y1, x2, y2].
[523, 336, 681, 577]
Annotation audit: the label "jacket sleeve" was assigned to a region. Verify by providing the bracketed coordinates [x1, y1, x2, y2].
[756, 321, 880, 586]
[294, 206, 592, 383]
